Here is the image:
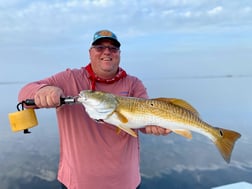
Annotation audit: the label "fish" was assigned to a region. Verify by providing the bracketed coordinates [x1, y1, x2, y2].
[77, 90, 241, 163]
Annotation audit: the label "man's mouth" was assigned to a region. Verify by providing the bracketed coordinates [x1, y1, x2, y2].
[101, 57, 112, 61]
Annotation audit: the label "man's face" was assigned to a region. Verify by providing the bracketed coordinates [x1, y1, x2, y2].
[89, 39, 121, 79]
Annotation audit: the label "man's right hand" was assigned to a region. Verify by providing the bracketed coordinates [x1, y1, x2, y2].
[34, 86, 64, 108]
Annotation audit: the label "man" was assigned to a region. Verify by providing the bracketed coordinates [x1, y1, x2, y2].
[18, 30, 170, 189]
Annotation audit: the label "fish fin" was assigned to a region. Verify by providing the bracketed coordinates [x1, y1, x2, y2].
[213, 128, 241, 163]
[155, 98, 199, 116]
[110, 111, 130, 136]
[116, 127, 121, 135]
[117, 125, 137, 137]
[114, 111, 128, 123]
[173, 129, 192, 139]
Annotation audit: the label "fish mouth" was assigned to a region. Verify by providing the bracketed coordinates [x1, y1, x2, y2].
[77, 92, 87, 103]
[77, 96, 85, 103]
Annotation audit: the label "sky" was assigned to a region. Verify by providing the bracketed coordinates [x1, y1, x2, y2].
[1, 0, 252, 84]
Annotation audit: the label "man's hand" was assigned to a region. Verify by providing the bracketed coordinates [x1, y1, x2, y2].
[142, 125, 172, 136]
[34, 86, 64, 108]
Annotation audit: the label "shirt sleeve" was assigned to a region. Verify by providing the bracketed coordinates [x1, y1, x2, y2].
[131, 77, 149, 99]
[18, 82, 49, 103]
[18, 68, 77, 102]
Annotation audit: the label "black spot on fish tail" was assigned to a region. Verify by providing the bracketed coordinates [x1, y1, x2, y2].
[214, 128, 241, 163]
[219, 129, 224, 136]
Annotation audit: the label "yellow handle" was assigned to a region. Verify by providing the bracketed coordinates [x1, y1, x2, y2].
[8, 109, 38, 132]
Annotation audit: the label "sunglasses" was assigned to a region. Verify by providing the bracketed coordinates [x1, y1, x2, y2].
[91, 45, 120, 53]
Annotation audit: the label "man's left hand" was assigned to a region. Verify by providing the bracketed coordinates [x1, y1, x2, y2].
[142, 126, 172, 136]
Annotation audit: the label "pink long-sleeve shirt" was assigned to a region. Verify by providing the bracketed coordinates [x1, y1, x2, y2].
[18, 67, 148, 189]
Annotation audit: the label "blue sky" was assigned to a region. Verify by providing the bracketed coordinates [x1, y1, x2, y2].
[1, 0, 252, 84]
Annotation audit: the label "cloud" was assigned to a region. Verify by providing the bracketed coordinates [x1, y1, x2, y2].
[32, 169, 57, 182]
[141, 147, 252, 179]
[0, 0, 20, 7]
[1, 0, 251, 44]
[243, 6, 252, 13]
[139, 131, 252, 179]
[0, 0, 252, 56]
[207, 6, 223, 16]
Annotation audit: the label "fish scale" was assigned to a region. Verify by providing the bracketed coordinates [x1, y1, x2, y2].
[78, 90, 241, 163]
[117, 97, 204, 129]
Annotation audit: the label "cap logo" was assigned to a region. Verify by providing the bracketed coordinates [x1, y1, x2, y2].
[99, 30, 113, 37]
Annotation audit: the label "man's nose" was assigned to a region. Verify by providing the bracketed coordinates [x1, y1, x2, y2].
[103, 47, 111, 53]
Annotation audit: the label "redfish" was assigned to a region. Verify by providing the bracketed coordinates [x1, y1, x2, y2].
[77, 90, 241, 163]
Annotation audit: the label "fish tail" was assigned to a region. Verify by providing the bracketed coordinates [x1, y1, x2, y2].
[214, 128, 241, 163]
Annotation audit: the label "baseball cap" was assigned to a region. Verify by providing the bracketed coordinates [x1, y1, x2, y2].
[92, 30, 121, 47]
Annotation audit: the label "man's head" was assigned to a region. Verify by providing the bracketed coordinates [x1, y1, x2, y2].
[89, 30, 121, 79]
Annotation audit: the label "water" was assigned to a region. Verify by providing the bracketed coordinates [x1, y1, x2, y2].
[0, 77, 251, 189]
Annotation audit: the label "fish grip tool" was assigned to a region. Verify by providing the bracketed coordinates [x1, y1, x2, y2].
[8, 97, 77, 134]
